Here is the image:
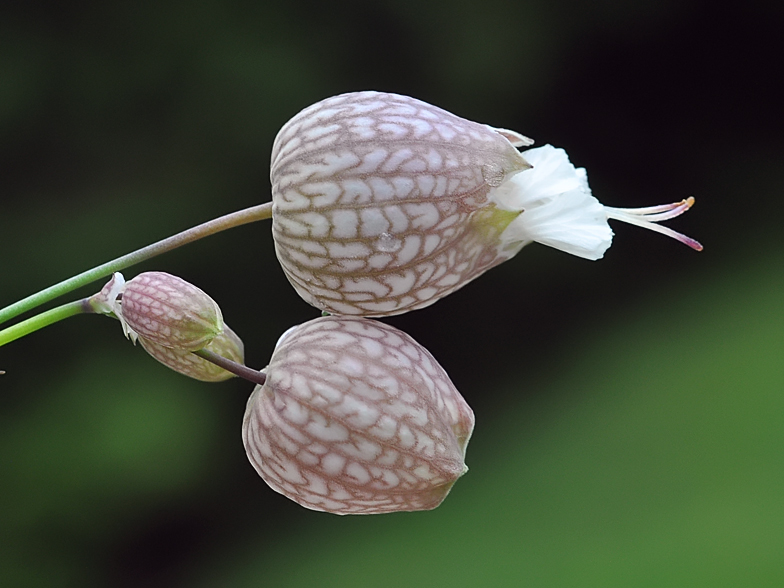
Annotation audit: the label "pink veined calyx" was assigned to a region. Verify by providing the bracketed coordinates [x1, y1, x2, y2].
[243, 315, 474, 515]
[270, 91, 701, 317]
[89, 271, 245, 382]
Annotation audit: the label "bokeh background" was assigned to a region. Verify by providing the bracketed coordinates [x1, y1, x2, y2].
[2, 0, 783, 586]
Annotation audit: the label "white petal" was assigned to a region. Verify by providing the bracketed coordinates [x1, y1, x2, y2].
[90, 272, 126, 315]
[490, 145, 613, 260]
[502, 187, 613, 260]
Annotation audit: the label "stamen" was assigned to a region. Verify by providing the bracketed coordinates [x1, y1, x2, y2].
[605, 199, 692, 216]
[604, 197, 703, 251]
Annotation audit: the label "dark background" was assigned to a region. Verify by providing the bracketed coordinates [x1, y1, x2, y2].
[2, 1, 783, 586]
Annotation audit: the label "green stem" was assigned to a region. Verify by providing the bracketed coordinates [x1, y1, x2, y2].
[0, 299, 88, 347]
[0, 202, 273, 327]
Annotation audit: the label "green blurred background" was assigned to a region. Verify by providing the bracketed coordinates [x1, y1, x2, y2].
[1, 1, 782, 586]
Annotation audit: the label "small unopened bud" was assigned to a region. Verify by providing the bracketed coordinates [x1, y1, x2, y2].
[139, 324, 245, 382]
[118, 272, 223, 351]
[242, 316, 474, 515]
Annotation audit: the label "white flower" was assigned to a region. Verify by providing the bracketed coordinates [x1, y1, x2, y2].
[269, 92, 702, 317]
[491, 144, 702, 260]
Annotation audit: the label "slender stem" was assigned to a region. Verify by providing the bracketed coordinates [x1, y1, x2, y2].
[0, 299, 88, 347]
[194, 348, 267, 386]
[0, 202, 273, 327]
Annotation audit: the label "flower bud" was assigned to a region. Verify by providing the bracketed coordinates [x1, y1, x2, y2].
[139, 324, 245, 382]
[118, 271, 223, 351]
[242, 316, 474, 515]
[271, 91, 701, 317]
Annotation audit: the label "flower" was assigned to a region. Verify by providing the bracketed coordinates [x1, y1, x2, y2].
[242, 316, 474, 514]
[491, 144, 703, 260]
[270, 91, 701, 317]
